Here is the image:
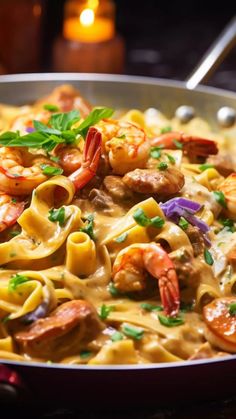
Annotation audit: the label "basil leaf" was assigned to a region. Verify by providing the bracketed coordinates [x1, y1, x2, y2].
[213, 191, 227, 208]
[8, 273, 30, 292]
[204, 248, 214, 265]
[158, 314, 184, 327]
[76, 107, 114, 138]
[43, 104, 60, 112]
[158, 162, 168, 171]
[111, 331, 124, 342]
[48, 207, 66, 226]
[140, 303, 163, 312]
[40, 164, 63, 176]
[115, 232, 128, 243]
[98, 304, 114, 320]
[179, 217, 189, 230]
[33, 120, 61, 136]
[49, 110, 81, 131]
[199, 163, 214, 172]
[133, 208, 151, 227]
[121, 323, 144, 340]
[229, 302, 236, 316]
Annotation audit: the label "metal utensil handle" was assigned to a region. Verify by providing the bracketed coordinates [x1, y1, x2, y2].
[186, 16, 236, 90]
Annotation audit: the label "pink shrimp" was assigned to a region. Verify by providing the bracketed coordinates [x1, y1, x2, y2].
[0, 192, 24, 233]
[112, 243, 180, 317]
[151, 132, 218, 161]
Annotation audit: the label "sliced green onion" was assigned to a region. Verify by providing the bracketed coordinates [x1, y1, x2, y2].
[150, 146, 163, 159]
[158, 314, 184, 327]
[178, 217, 189, 230]
[199, 163, 214, 172]
[229, 302, 236, 316]
[8, 273, 30, 292]
[43, 104, 60, 112]
[160, 126, 172, 134]
[204, 248, 214, 265]
[166, 154, 176, 164]
[140, 303, 163, 312]
[173, 139, 183, 149]
[41, 164, 63, 176]
[111, 331, 124, 342]
[98, 304, 114, 320]
[158, 162, 168, 171]
[121, 323, 144, 340]
[213, 191, 227, 208]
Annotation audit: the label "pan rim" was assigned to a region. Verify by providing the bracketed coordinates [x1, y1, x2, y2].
[0, 72, 236, 101]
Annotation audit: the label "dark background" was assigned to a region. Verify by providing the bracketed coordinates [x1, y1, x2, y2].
[41, 0, 236, 90]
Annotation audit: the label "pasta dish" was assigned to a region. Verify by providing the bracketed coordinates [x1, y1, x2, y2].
[0, 84, 235, 365]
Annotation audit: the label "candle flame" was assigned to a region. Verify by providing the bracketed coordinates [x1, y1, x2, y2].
[80, 8, 95, 27]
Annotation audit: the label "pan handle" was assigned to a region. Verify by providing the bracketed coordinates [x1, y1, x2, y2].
[186, 16, 236, 90]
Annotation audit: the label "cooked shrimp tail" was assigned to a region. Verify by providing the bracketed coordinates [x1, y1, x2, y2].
[69, 127, 102, 191]
[0, 192, 25, 232]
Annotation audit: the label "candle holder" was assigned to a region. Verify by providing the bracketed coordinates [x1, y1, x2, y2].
[52, 0, 125, 74]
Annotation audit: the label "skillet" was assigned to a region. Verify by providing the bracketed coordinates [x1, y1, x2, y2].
[0, 72, 235, 407]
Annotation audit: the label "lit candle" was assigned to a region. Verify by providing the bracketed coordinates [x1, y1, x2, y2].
[63, 0, 115, 43]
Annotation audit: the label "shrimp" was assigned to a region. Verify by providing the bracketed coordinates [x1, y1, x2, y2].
[112, 243, 180, 317]
[151, 132, 218, 161]
[218, 173, 236, 216]
[123, 167, 185, 195]
[14, 300, 103, 360]
[0, 147, 53, 196]
[203, 297, 236, 353]
[0, 192, 25, 232]
[102, 120, 150, 175]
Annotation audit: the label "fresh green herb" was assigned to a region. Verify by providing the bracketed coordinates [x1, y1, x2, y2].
[8, 273, 30, 292]
[149, 216, 165, 228]
[121, 324, 144, 340]
[199, 163, 214, 172]
[1, 314, 11, 324]
[180, 301, 194, 312]
[48, 207, 66, 227]
[0, 107, 113, 152]
[133, 208, 165, 229]
[213, 191, 227, 208]
[11, 198, 17, 204]
[99, 304, 114, 320]
[43, 104, 60, 112]
[9, 230, 21, 237]
[108, 282, 121, 297]
[76, 107, 114, 138]
[166, 154, 175, 164]
[173, 139, 183, 149]
[140, 303, 163, 312]
[218, 218, 235, 233]
[150, 146, 163, 159]
[204, 248, 214, 265]
[50, 156, 60, 163]
[229, 302, 236, 316]
[115, 232, 128, 243]
[40, 164, 63, 176]
[158, 162, 168, 171]
[160, 126, 172, 134]
[111, 331, 124, 342]
[80, 350, 92, 359]
[133, 208, 151, 226]
[158, 314, 184, 327]
[179, 217, 189, 230]
[80, 214, 95, 240]
[116, 134, 126, 139]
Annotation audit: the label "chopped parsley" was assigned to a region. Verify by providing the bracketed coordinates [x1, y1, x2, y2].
[80, 214, 95, 240]
[48, 207, 66, 226]
[178, 217, 189, 230]
[150, 146, 163, 159]
[108, 282, 121, 297]
[98, 304, 114, 320]
[40, 164, 63, 176]
[43, 104, 60, 112]
[173, 139, 183, 149]
[133, 208, 165, 229]
[8, 273, 30, 292]
[160, 126, 172, 134]
[121, 324, 144, 340]
[213, 191, 227, 208]
[111, 331, 124, 342]
[199, 163, 214, 172]
[204, 248, 214, 265]
[229, 302, 236, 316]
[11, 198, 17, 204]
[115, 232, 128, 243]
[158, 314, 184, 327]
[218, 218, 235, 233]
[140, 303, 163, 312]
[158, 162, 168, 171]
[166, 154, 176, 164]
